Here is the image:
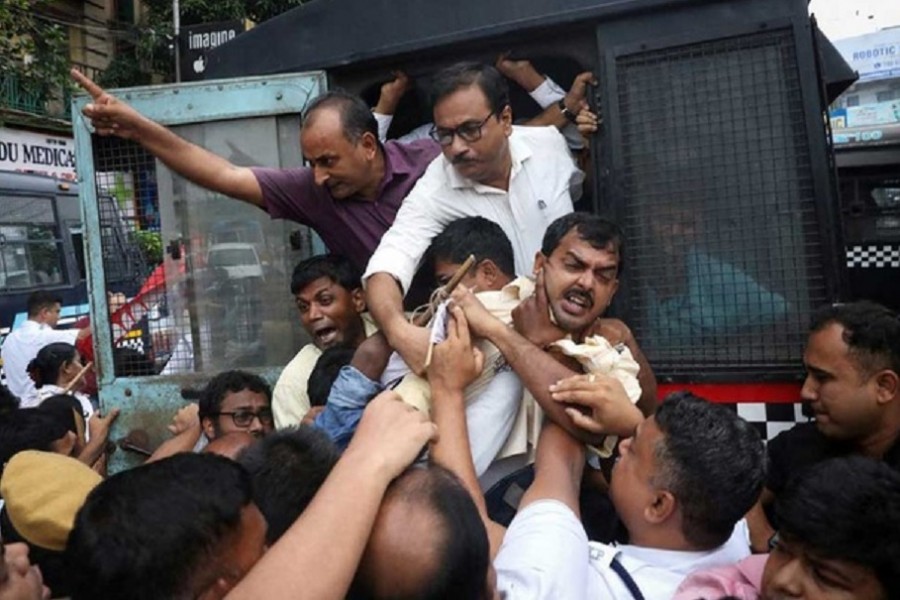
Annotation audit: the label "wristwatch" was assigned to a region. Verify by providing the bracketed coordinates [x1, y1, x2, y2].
[558, 98, 578, 123]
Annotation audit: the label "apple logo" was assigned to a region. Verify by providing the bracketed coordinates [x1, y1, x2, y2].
[193, 55, 206, 74]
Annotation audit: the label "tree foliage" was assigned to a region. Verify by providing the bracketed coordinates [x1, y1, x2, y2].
[0, 0, 70, 101]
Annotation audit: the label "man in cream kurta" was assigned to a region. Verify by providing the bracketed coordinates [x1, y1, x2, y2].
[273, 314, 377, 428]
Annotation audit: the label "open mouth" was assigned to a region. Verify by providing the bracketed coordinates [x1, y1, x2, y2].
[314, 326, 339, 347]
[560, 290, 593, 315]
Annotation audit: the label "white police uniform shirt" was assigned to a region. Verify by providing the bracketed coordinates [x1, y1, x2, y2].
[495, 500, 751, 600]
[1, 320, 79, 407]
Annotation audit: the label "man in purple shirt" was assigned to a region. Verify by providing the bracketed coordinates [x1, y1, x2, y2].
[72, 70, 440, 272]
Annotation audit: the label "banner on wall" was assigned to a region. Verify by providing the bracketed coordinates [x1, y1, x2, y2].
[0, 128, 76, 180]
[833, 30, 900, 82]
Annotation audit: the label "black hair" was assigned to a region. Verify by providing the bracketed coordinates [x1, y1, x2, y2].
[541, 212, 626, 274]
[237, 426, 339, 545]
[290, 254, 362, 296]
[303, 89, 380, 144]
[0, 409, 70, 471]
[652, 392, 764, 549]
[810, 301, 900, 375]
[776, 456, 900, 597]
[26, 342, 78, 389]
[352, 465, 491, 600]
[198, 370, 272, 421]
[428, 217, 515, 280]
[67, 453, 254, 600]
[429, 61, 510, 116]
[0, 384, 20, 416]
[26, 290, 63, 318]
[307, 346, 355, 407]
[38, 394, 87, 434]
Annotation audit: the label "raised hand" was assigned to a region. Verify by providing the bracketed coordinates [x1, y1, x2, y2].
[449, 285, 502, 339]
[576, 106, 601, 138]
[71, 68, 144, 139]
[167, 403, 200, 436]
[495, 53, 544, 92]
[345, 391, 437, 480]
[374, 71, 411, 115]
[563, 72, 596, 114]
[88, 407, 121, 442]
[428, 305, 484, 395]
[548, 373, 642, 437]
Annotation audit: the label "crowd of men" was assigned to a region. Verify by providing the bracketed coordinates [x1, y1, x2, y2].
[0, 59, 898, 600]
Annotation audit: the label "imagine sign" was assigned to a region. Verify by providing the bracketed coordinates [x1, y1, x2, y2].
[179, 20, 246, 82]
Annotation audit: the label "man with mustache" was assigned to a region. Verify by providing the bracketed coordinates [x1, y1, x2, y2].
[746, 301, 900, 552]
[451, 212, 657, 444]
[364, 62, 584, 373]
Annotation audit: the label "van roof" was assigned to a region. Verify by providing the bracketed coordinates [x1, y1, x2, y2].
[205, 0, 696, 78]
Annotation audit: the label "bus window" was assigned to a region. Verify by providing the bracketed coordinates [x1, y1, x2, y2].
[0, 196, 67, 290]
[70, 227, 87, 281]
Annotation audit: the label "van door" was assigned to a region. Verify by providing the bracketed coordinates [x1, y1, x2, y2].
[72, 73, 326, 472]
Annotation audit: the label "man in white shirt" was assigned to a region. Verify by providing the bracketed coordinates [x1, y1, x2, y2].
[365, 61, 583, 374]
[1, 291, 90, 407]
[491, 392, 764, 600]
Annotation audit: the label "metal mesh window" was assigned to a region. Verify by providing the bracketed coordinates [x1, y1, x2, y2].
[92, 136, 158, 376]
[615, 29, 827, 375]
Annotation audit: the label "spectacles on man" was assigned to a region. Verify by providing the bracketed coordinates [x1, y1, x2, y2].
[215, 409, 274, 427]
[429, 111, 496, 146]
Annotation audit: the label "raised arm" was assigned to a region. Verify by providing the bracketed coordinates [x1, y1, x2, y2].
[146, 404, 202, 463]
[521, 420, 586, 513]
[71, 69, 263, 206]
[427, 306, 505, 556]
[226, 392, 437, 600]
[363, 178, 446, 373]
[365, 273, 429, 372]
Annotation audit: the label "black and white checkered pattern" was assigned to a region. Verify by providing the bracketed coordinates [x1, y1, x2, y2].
[845, 245, 900, 268]
[720, 402, 809, 442]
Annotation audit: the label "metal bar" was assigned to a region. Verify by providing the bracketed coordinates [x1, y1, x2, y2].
[72, 105, 116, 388]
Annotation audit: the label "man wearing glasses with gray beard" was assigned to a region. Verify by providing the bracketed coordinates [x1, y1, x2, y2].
[365, 62, 584, 374]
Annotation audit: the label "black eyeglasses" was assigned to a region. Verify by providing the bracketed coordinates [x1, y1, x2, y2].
[429, 111, 496, 146]
[215, 409, 274, 427]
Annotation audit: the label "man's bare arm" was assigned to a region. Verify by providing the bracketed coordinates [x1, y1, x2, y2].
[520, 421, 586, 513]
[428, 306, 505, 557]
[593, 319, 658, 415]
[226, 392, 437, 600]
[451, 288, 603, 445]
[72, 69, 263, 206]
[365, 273, 430, 373]
[746, 488, 777, 553]
[146, 404, 203, 464]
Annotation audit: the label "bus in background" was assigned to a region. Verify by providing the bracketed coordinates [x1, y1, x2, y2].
[0, 171, 148, 358]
